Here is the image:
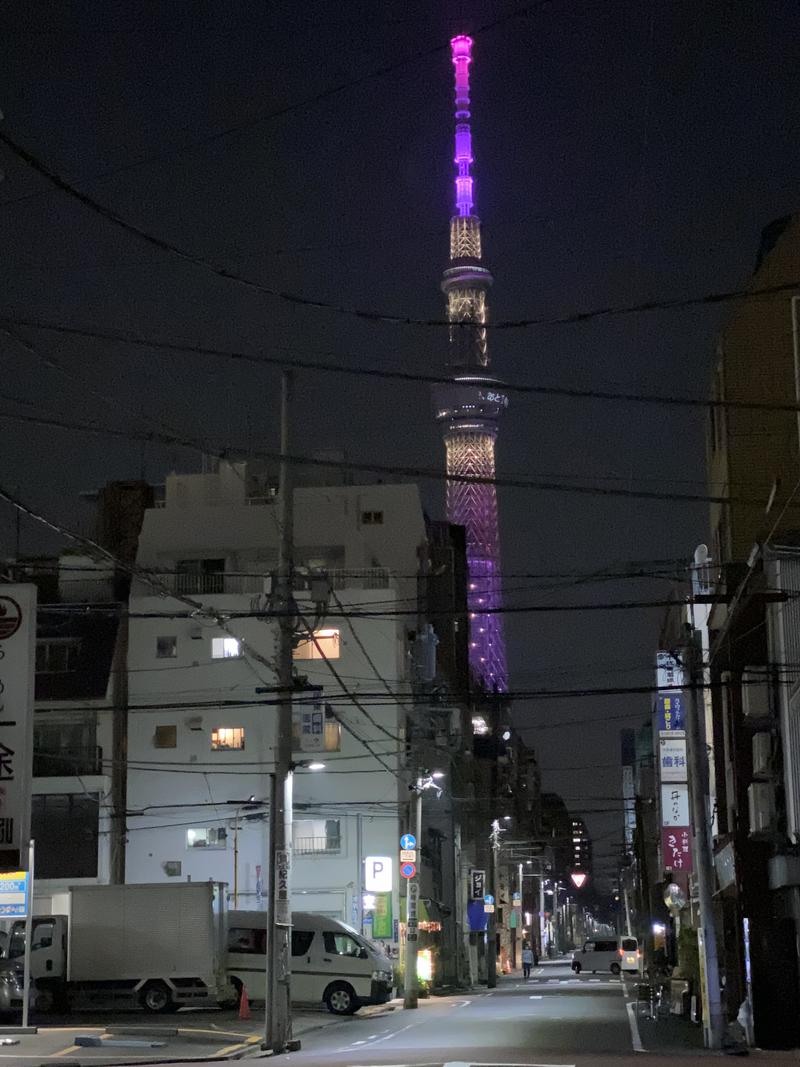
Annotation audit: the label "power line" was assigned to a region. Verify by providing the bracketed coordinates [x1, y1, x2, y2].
[9, 313, 800, 416]
[1, 130, 799, 333]
[0, 404, 777, 508]
[0, 1, 555, 208]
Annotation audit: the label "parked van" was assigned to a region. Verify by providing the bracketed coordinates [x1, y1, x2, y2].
[227, 911, 394, 1015]
[571, 936, 641, 975]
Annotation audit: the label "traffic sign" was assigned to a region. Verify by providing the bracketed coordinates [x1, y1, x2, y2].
[484, 903, 495, 914]
[400, 833, 417, 850]
[407, 880, 420, 901]
[401, 862, 417, 879]
[484, 894, 494, 905]
[400, 849, 416, 862]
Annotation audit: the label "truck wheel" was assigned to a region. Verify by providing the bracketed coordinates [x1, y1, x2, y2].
[324, 982, 358, 1015]
[140, 981, 176, 1014]
[221, 978, 243, 1011]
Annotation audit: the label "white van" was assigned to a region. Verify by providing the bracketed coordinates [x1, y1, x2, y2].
[571, 936, 641, 975]
[227, 911, 394, 1015]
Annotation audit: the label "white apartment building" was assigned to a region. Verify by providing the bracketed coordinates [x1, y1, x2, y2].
[124, 461, 426, 947]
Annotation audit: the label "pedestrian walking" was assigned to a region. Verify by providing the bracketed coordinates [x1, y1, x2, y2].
[521, 942, 534, 979]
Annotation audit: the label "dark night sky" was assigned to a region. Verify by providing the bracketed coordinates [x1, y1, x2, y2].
[2, 0, 799, 887]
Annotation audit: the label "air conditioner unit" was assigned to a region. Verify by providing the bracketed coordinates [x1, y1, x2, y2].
[742, 669, 771, 720]
[752, 732, 774, 779]
[748, 782, 776, 836]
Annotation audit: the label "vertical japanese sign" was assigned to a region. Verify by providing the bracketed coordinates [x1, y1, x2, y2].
[0, 586, 35, 871]
[656, 650, 690, 877]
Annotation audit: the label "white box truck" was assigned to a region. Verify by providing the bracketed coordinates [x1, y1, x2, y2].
[0, 882, 234, 1014]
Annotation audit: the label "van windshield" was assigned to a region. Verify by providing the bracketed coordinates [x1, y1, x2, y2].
[622, 938, 638, 952]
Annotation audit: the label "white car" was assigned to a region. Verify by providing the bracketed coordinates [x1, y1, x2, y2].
[572, 936, 641, 975]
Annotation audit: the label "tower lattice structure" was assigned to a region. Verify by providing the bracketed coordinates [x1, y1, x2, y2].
[434, 35, 508, 692]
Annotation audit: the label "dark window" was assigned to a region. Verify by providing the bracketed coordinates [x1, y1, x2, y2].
[33, 720, 99, 777]
[36, 640, 80, 674]
[154, 725, 177, 749]
[156, 636, 177, 659]
[595, 940, 618, 953]
[622, 938, 638, 952]
[176, 559, 225, 594]
[361, 511, 384, 525]
[323, 931, 362, 957]
[228, 927, 267, 954]
[292, 930, 315, 956]
[32, 794, 98, 879]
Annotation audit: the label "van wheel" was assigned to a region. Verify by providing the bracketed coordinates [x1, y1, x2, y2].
[140, 981, 176, 1014]
[610, 963, 621, 976]
[325, 982, 358, 1015]
[572, 963, 581, 974]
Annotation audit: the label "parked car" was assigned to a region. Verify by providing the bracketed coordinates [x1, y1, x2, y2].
[571, 936, 641, 975]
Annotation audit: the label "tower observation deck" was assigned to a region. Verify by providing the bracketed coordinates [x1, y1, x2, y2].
[433, 35, 508, 692]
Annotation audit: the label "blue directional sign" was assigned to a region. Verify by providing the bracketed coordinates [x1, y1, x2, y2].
[400, 834, 417, 850]
[484, 894, 494, 905]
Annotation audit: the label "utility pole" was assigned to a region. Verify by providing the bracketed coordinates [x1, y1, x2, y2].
[487, 820, 500, 988]
[404, 784, 423, 1009]
[264, 370, 295, 1055]
[685, 632, 724, 1050]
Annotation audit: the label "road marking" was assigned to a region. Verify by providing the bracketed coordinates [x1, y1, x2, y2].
[51, 1049, 78, 1059]
[454, 999, 471, 1007]
[529, 995, 543, 999]
[626, 1000, 646, 1053]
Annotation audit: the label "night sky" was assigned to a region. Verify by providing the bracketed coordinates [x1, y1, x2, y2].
[2, 1, 799, 888]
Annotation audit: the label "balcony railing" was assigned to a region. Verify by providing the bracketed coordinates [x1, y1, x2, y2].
[326, 568, 392, 590]
[169, 573, 267, 596]
[292, 836, 342, 856]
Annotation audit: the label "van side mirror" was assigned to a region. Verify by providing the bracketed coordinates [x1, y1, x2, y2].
[359, 948, 369, 960]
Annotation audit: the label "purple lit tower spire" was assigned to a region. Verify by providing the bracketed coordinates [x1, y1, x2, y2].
[434, 35, 509, 691]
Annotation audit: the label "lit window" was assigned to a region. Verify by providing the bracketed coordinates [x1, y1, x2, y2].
[186, 827, 227, 849]
[472, 716, 489, 735]
[293, 629, 340, 661]
[211, 727, 245, 751]
[156, 636, 177, 659]
[212, 636, 241, 659]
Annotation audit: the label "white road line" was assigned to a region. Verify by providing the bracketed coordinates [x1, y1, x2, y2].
[626, 1000, 646, 1053]
[529, 995, 543, 999]
[454, 1000, 471, 1008]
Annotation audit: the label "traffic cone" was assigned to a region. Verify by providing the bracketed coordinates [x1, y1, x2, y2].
[238, 985, 251, 1021]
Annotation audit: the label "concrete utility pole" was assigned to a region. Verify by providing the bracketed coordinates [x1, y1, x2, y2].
[487, 820, 500, 988]
[264, 370, 295, 1055]
[685, 633, 724, 1050]
[404, 785, 424, 1009]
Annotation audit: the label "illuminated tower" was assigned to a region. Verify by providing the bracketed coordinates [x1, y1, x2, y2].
[434, 35, 509, 691]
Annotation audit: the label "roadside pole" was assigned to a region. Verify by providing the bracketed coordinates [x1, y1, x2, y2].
[685, 632, 724, 1049]
[21, 840, 34, 1030]
[539, 872, 546, 958]
[264, 370, 295, 1055]
[404, 785, 423, 1009]
[487, 821, 499, 988]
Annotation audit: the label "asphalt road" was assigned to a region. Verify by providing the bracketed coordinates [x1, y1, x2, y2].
[279, 960, 633, 1067]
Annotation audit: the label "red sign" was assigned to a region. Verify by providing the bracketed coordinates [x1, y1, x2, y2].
[0, 598, 22, 641]
[400, 862, 416, 879]
[662, 826, 693, 872]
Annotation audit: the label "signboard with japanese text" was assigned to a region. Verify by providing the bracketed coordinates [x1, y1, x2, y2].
[0, 586, 35, 870]
[0, 871, 29, 917]
[470, 869, 486, 899]
[276, 849, 291, 924]
[659, 737, 688, 782]
[372, 893, 393, 939]
[661, 784, 690, 826]
[400, 849, 416, 863]
[656, 691, 686, 735]
[656, 651, 686, 691]
[294, 705, 325, 752]
[662, 827, 692, 871]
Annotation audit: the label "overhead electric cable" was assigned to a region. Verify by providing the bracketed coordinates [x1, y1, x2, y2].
[1, 131, 799, 332]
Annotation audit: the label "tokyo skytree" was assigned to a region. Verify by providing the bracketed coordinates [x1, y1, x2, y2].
[434, 35, 509, 691]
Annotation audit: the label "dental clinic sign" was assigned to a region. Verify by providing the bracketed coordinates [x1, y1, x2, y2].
[0, 586, 35, 870]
